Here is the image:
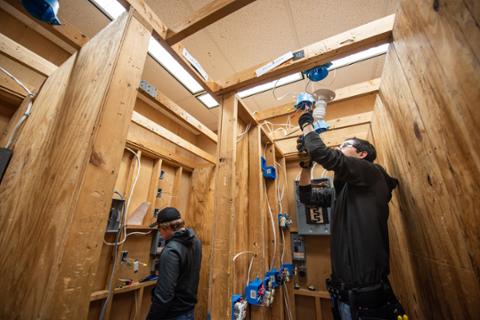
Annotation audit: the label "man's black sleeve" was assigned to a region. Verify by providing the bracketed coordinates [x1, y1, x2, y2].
[303, 131, 376, 186]
[298, 185, 333, 207]
[148, 249, 181, 319]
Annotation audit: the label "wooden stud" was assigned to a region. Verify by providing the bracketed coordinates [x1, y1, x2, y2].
[137, 88, 218, 143]
[272, 111, 373, 141]
[0, 33, 58, 76]
[171, 166, 183, 208]
[247, 125, 268, 319]
[208, 94, 238, 319]
[126, 122, 196, 171]
[131, 111, 216, 165]
[166, 0, 257, 45]
[214, 16, 394, 95]
[255, 78, 380, 121]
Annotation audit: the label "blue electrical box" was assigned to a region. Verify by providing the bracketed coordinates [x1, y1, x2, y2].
[261, 157, 276, 180]
[265, 268, 280, 289]
[245, 278, 264, 305]
[280, 263, 294, 283]
[295, 178, 334, 235]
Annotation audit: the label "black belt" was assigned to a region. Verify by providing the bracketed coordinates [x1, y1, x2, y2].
[326, 278, 392, 307]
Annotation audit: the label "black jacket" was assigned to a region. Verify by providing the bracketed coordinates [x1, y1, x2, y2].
[299, 132, 398, 288]
[147, 228, 202, 320]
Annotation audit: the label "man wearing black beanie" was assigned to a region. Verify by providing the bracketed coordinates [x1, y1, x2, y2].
[147, 207, 202, 320]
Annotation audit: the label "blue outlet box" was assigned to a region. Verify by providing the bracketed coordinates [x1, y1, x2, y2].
[265, 268, 280, 289]
[245, 278, 264, 305]
[261, 157, 276, 180]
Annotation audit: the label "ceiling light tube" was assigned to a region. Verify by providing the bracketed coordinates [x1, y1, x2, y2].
[148, 37, 204, 94]
[197, 93, 219, 109]
[89, 0, 126, 20]
[329, 43, 389, 70]
[237, 72, 303, 98]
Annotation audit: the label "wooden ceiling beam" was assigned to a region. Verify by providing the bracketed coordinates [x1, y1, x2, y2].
[137, 87, 218, 143]
[166, 0, 257, 45]
[131, 111, 217, 164]
[3, 0, 88, 49]
[214, 14, 394, 95]
[0, 33, 58, 76]
[255, 78, 381, 121]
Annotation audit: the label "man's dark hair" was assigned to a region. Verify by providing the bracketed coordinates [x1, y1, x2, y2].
[347, 137, 377, 162]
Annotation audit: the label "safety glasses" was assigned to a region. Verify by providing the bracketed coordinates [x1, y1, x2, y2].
[339, 141, 357, 149]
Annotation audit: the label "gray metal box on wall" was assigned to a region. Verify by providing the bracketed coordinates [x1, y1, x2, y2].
[294, 178, 334, 235]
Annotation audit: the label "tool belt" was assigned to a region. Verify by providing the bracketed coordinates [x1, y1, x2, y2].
[326, 278, 406, 320]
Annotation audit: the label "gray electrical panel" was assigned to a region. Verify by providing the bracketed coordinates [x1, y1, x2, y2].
[294, 178, 334, 235]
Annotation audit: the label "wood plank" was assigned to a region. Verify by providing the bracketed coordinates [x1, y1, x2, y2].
[145, 158, 162, 225]
[131, 111, 216, 165]
[370, 11, 480, 314]
[171, 166, 183, 208]
[208, 94, 237, 319]
[278, 123, 370, 156]
[0, 12, 150, 319]
[90, 281, 156, 302]
[214, 16, 394, 95]
[255, 78, 380, 121]
[126, 122, 196, 170]
[0, 33, 57, 76]
[166, 0, 257, 45]
[247, 125, 268, 319]
[237, 96, 259, 126]
[187, 165, 216, 320]
[273, 111, 373, 141]
[4, 0, 88, 49]
[137, 88, 217, 143]
[265, 144, 284, 320]
[315, 297, 322, 320]
[294, 289, 330, 299]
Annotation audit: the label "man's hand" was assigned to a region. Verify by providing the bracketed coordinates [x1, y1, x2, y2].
[297, 136, 307, 153]
[299, 159, 313, 169]
[298, 111, 314, 131]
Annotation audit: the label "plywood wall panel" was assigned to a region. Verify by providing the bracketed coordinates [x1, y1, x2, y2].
[0, 12, 151, 319]
[187, 165, 216, 320]
[370, 0, 480, 317]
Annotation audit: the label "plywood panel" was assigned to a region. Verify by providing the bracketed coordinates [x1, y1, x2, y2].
[295, 295, 316, 320]
[177, 170, 192, 217]
[304, 236, 331, 291]
[0, 13, 150, 319]
[233, 120, 250, 295]
[369, 0, 480, 316]
[187, 165, 216, 320]
[128, 155, 155, 222]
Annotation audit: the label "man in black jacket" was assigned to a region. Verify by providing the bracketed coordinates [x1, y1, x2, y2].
[297, 112, 405, 320]
[147, 207, 202, 320]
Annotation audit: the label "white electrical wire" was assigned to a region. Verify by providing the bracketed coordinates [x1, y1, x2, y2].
[0, 66, 35, 149]
[236, 122, 252, 143]
[272, 78, 296, 101]
[232, 251, 256, 288]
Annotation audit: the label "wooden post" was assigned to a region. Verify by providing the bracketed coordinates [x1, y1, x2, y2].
[277, 157, 296, 319]
[248, 126, 269, 319]
[208, 93, 238, 319]
[0, 10, 151, 319]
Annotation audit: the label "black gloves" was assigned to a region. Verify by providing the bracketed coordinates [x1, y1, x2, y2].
[297, 136, 313, 168]
[299, 159, 313, 169]
[298, 111, 314, 131]
[297, 136, 306, 153]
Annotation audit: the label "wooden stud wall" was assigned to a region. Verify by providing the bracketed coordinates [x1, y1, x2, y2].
[370, 0, 480, 318]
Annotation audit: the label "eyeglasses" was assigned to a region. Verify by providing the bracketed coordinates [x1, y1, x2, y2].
[339, 141, 357, 149]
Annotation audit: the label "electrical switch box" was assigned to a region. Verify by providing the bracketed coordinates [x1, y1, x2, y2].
[294, 178, 334, 235]
[106, 198, 125, 233]
[245, 278, 265, 305]
[232, 294, 247, 320]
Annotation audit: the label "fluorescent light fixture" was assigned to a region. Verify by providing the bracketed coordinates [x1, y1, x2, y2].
[329, 43, 389, 70]
[89, 0, 126, 20]
[148, 37, 204, 94]
[237, 72, 303, 98]
[197, 93, 219, 109]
